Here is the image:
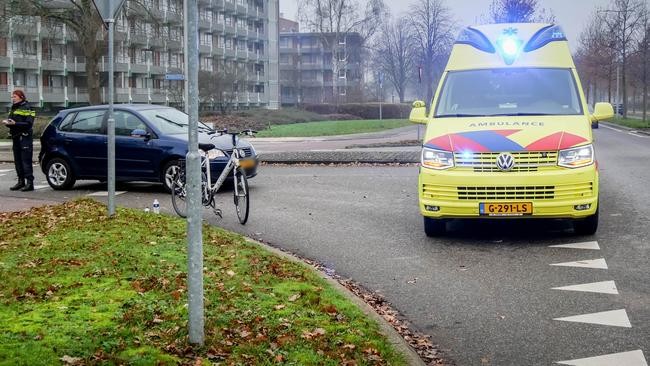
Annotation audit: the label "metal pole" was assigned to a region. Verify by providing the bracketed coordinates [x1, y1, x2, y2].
[107, 19, 116, 216]
[183, 0, 189, 113]
[616, 64, 620, 116]
[185, 0, 204, 345]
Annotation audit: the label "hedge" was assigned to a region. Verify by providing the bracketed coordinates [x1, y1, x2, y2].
[303, 103, 412, 119]
[0, 116, 51, 139]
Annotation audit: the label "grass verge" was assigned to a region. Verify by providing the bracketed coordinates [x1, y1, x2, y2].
[0, 199, 406, 365]
[606, 117, 650, 129]
[256, 119, 411, 138]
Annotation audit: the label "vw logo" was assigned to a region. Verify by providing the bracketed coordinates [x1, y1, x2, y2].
[496, 153, 515, 171]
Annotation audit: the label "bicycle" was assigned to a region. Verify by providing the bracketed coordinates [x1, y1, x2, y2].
[171, 129, 257, 224]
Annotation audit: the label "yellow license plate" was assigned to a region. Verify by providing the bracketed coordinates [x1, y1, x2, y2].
[479, 202, 532, 216]
[238, 159, 256, 169]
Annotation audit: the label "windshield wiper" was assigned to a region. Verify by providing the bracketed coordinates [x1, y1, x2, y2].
[435, 114, 485, 118]
[155, 114, 187, 128]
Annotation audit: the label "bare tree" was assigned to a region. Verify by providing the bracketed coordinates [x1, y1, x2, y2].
[575, 13, 618, 105]
[198, 62, 246, 114]
[372, 17, 415, 103]
[408, 0, 455, 107]
[598, 0, 646, 118]
[485, 0, 555, 23]
[1, 0, 154, 105]
[298, 0, 386, 106]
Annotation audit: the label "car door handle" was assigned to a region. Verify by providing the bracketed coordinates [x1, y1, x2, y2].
[64, 138, 73, 143]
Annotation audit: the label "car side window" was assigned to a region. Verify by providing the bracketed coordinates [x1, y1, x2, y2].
[57, 112, 77, 131]
[113, 111, 148, 137]
[60, 110, 105, 134]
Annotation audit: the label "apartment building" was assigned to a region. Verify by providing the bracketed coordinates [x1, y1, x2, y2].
[279, 19, 364, 106]
[0, 0, 279, 110]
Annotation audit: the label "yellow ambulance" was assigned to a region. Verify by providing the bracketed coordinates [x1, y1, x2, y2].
[410, 23, 613, 236]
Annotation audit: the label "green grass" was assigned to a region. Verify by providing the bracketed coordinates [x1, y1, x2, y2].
[606, 117, 650, 129]
[0, 199, 406, 365]
[256, 119, 410, 137]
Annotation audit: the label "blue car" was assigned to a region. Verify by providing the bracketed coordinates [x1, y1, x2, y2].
[39, 104, 258, 191]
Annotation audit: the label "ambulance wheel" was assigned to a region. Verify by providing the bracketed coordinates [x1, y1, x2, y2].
[573, 207, 599, 236]
[424, 217, 446, 237]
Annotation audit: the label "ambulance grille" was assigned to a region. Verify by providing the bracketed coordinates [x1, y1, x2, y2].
[454, 151, 558, 172]
[421, 182, 594, 201]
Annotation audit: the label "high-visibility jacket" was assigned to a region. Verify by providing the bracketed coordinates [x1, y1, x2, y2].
[7, 100, 35, 137]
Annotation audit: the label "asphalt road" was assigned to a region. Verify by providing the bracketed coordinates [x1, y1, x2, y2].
[0, 125, 648, 365]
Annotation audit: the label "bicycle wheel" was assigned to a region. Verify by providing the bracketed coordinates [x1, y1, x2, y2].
[171, 171, 188, 218]
[233, 168, 249, 224]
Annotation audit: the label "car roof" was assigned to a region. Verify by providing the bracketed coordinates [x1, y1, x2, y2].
[59, 104, 178, 114]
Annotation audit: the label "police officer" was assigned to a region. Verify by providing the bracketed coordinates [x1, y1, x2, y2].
[2, 90, 35, 191]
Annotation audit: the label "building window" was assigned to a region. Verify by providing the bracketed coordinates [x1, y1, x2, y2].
[338, 86, 347, 95]
[338, 69, 346, 79]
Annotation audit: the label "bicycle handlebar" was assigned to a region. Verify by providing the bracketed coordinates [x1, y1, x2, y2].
[212, 128, 258, 137]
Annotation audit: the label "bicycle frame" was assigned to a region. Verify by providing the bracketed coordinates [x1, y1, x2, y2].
[202, 133, 246, 205]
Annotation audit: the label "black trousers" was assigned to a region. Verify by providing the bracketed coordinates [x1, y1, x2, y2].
[12, 133, 33, 182]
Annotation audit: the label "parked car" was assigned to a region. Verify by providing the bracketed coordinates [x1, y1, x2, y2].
[39, 104, 258, 191]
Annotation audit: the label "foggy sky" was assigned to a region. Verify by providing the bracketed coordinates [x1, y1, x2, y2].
[279, 0, 614, 50]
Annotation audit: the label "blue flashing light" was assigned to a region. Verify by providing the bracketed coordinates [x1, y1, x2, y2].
[461, 151, 473, 160]
[524, 25, 567, 52]
[456, 27, 496, 53]
[496, 28, 523, 65]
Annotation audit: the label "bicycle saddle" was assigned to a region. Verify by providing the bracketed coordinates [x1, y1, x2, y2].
[199, 143, 215, 152]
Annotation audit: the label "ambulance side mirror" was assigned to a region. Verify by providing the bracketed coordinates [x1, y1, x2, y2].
[591, 102, 614, 122]
[409, 100, 428, 124]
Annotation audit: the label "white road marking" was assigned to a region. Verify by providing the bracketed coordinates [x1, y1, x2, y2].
[34, 185, 49, 190]
[556, 349, 648, 366]
[549, 241, 600, 250]
[0, 174, 5, 177]
[629, 131, 650, 138]
[554, 309, 631, 328]
[550, 258, 608, 269]
[0, 169, 13, 173]
[600, 124, 624, 132]
[86, 191, 126, 197]
[551, 281, 618, 295]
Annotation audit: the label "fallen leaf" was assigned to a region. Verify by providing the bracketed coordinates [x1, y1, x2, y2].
[288, 293, 301, 302]
[226, 270, 236, 277]
[274, 304, 285, 310]
[60, 355, 82, 365]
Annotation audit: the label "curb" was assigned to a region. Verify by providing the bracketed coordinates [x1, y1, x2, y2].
[244, 237, 427, 366]
[258, 151, 420, 164]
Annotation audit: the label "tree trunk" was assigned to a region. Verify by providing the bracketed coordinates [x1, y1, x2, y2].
[79, 27, 103, 105]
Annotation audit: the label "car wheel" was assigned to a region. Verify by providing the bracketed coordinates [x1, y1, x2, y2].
[162, 159, 182, 193]
[46, 157, 76, 190]
[424, 217, 446, 237]
[574, 207, 598, 235]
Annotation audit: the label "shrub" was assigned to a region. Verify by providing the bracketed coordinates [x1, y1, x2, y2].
[303, 103, 411, 119]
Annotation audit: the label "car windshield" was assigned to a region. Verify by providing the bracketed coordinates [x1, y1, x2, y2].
[139, 108, 212, 134]
[435, 68, 583, 117]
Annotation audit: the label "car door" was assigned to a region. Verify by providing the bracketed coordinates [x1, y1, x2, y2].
[113, 110, 158, 179]
[57, 109, 107, 177]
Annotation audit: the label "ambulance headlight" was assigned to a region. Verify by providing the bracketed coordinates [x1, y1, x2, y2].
[558, 144, 594, 168]
[422, 148, 454, 170]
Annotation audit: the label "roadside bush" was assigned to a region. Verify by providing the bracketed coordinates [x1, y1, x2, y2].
[304, 103, 411, 119]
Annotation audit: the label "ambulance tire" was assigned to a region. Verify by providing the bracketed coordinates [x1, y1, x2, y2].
[424, 217, 446, 237]
[573, 207, 599, 236]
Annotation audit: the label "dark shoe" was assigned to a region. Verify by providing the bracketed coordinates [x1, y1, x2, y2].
[10, 181, 25, 191]
[20, 181, 34, 192]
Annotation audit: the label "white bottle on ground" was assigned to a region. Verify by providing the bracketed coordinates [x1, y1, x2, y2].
[152, 199, 160, 214]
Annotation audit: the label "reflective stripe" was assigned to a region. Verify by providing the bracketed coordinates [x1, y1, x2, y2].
[13, 110, 36, 117]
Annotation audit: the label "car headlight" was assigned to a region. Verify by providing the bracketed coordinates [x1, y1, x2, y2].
[558, 144, 594, 168]
[421, 148, 454, 170]
[207, 149, 226, 160]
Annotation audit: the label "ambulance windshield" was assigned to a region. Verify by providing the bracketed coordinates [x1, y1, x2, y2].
[435, 68, 583, 117]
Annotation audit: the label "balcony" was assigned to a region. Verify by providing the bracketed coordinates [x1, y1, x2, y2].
[150, 64, 166, 75]
[199, 18, 211, 30]
[130, 63, 148, 74]
[0, 56, 11, 68]
[166, 38, 183, 50]
[236, 50, 248, 59]
[42, 87, 66, 103]
[41, 59, 65, 72]
[199, 44, 212, 54]
[67, 56, 86, 73]
[223, 48, 236, 58]
[236, 27, 248, 38]
[129, 33, 148, 45]
[224, 24, 236, 35]
[12, 55, 39, 70]
[149, 37, 164, 49]
[224, 1, 236, 13]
